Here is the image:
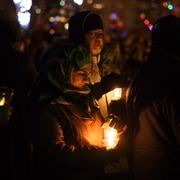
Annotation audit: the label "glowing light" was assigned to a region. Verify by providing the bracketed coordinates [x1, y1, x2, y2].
[17, 12, 31, 28]
[117, 21, 124, 28]
[105, 88, 122, 105]
[148, 24, 153, 31]
[168, 4, 173, 10]
[49, 17, 55, 22]
[162, 2, 168, 8]
[112, 88, 122, 100]
[93, 3, 104, 9]
[144, 19, 150, 25]
[35, 8, 41, 14]
[110, 13, 118, 20]
[102, 121, 119, 150]
[59, 9, 66, 15]
[64, 23, 69, 30]
[13, 0, 32, 28]
[55, 16, 61, 22]
[59, 0, 65, 6]
[73, 0, 84, 5]
[139, 13, 146, 20]
[49, 29, 55, 35]
[59, 16, 67, 23]
[14, 0, 32, 12]
[87, 0, 93, 4]
[13, 0, 21, 3]
[0, 97, 5, 106]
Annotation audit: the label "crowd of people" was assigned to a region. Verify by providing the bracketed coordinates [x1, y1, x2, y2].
[0, 7, 180, 180]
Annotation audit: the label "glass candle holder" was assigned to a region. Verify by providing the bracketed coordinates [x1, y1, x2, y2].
[0, 86, 14, 106]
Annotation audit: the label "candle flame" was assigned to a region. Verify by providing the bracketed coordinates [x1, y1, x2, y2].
[102, 122, 119, 149]
[0, 97, 5, 106]
[112, 88, 122, 100]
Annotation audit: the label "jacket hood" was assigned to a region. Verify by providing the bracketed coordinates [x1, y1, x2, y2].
[151, 15, 180, 57]
[68, 10, 103, 45]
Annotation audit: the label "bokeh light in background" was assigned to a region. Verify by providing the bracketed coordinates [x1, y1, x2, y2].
[10, 0, 180, 38]
[73, 0, 84, 6]
[13, 0, 32, 28]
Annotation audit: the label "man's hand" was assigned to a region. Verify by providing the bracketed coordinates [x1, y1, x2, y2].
[108, 114, 127, 133]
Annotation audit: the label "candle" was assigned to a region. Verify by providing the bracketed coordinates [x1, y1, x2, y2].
[112, 88, 122, 100]
[0, 87, 14, 106]
[102, 121, 119, 150]
[0, 97, 5, 106]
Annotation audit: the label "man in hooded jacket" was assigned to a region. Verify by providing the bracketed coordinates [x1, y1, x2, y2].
[42, 10, 127, 99]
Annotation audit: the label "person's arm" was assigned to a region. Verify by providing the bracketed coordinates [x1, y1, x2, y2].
[90, 72, 129, 100]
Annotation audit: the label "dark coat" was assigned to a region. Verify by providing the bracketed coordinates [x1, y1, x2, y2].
[126, 48, 180, 180]
[0, 43, 37, 179]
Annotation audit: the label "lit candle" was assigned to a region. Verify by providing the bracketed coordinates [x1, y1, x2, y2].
[112, 88, 122, 100]
[0, 97, 5, 106]
[102, 121, 119, 150]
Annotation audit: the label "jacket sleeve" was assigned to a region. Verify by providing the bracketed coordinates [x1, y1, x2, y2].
[90, 72, 129, 100]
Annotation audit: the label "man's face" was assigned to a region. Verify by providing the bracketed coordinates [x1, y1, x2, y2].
[71, 65, 91, 89]
[86, 29, 104, 56]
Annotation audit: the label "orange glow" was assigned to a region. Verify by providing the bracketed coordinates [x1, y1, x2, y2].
[81, 117, 105, 147]
[106, 88, 122, 104]
[112, 88, 122, 100]
[162, 2, 168, 8]
[102, 121, 119, 149]
[144, 19, 150, 25]
[139, 13, 146, 20]
[0, 97, 5, 106]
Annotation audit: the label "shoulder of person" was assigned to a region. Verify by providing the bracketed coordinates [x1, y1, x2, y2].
[42, 43, 76, 65]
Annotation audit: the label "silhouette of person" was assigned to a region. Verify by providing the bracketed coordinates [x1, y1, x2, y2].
[0, 9, 37, 179]
[126, 15, 180, 180]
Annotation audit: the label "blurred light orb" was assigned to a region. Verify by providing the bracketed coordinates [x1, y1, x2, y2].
[139, 13, 146, 19]
[49, 29, 55, 35]
[73, 0, 84, 6]
[13, 0, 32, 28]
[13, 0, 21, 3]
[110, 12, 118, 20]
[19, 0, 32, 12]
[64, 23, 69, 30]
[148, 24, 153, 31]
[144, 19, 150, 25]
[162, 2, 168, 8]
[17, 12, 31, 28]
[59, 0, 65, 6]
[35, 8, 41, 14]
[87, 0, 93, 4]
[168, 4, 173, 10]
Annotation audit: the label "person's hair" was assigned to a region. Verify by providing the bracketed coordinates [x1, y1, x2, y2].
[152, 15, 180, 50]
